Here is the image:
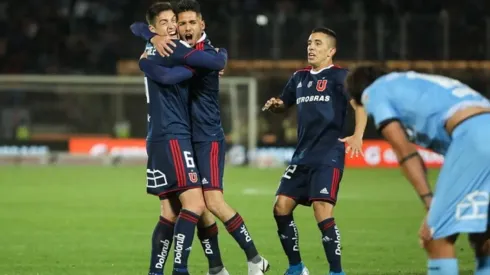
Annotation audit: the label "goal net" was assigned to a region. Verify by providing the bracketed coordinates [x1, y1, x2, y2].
[0, 75, 258, 166]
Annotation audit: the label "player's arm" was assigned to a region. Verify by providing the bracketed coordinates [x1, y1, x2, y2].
[263, 74, 296, 113]
[139, 58, 194, 85]
[130, 22, 175, 56]
[179, 46, 228, 71]
[130, 22, 155, 41]
[381, 121, 432, 210]
[349, 99, 368, 138]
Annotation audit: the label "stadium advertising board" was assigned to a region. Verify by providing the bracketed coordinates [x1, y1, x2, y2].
[68, 138, 443, 168]
[0, 139, 68, 156]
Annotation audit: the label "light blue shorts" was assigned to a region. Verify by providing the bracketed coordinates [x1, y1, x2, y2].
[428, 114, 490, 239]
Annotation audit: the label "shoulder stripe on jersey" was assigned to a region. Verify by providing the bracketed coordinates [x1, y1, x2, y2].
[184, 49, 198, 59]
[295, 66, 312, 73]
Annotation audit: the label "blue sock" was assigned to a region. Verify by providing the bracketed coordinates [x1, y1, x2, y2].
[149, 216, 174, 275]
[274, 214, 302, 265]
[428, 259, 458, 275]
[225, 213, 259, 261]
[476, 256, 490, 275]
[318, 218, 342, 273]
[197, 223, 224, 269]
[172, 209, 200, 275]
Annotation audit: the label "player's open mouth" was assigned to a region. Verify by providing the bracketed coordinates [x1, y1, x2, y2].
[308, 53, 315, 58]
[169, 30, 177, 36]
[184, 34, 193, 41]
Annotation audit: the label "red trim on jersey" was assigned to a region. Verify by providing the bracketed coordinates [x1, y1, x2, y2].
[210, 141, 219, 188]
[183, 49, 198, 59]
[196, 42, 205, 51]
[295, 66, 312, 73]
[170, 140, 186, 187]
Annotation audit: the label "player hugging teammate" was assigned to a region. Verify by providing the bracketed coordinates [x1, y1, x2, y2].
[132, 1, 269, 275]
[263, 28, 367, 275]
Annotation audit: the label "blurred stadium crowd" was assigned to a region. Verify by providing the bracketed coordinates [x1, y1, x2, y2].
[0, 0, 489, 142]
[0, 0, 489, 74]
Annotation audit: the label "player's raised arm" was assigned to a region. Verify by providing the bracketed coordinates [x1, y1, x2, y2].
[130, 22, 176, 56]
[381, 121, 432, 210]
[139, 56, 194, 85]
[130, 22, 155, 41]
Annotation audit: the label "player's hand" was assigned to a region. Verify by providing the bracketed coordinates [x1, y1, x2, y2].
[418, 215, 432, 248]
[262, 97, 284, 111]
[218, 69, 225, 78]
[339, 135, 363, 158]
[150, 35, 176, 57]
[140, 51, 148, 60]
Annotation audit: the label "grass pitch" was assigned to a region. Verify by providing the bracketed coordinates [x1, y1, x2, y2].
[0, 166, 474, 274]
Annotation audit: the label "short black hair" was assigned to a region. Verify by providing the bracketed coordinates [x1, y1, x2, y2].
[175, 0, 201, 16]
[311, 27, 337, 46]
[346, 65, 388, 105]
[146, 2, 174, 25]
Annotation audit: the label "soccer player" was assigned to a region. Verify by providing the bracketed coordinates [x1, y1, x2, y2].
[138, 3, 228, 275]
[132, 1, 270, 274]
[346, 67, 490, 275]
[262, 28, 367, 275]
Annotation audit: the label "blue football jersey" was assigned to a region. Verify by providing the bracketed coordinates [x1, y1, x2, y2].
[363, 71, 490, 155]
[189, 35, 225, 142]
[280, 65, 350, 168]
[144, 40, 195, 141]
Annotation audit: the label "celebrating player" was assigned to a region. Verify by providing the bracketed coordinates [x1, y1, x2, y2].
[262, 28, 367, 275]
[133, 1, 270, 274]
[347, 67, 490, 275]
[138, 2, 229, 275]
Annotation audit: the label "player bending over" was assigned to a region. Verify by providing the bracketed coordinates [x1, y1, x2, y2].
[347, 66, 490, 275]
[263, 28, 367, 275]
[133, 1, 270, 274]
[138, 2, 228, 275]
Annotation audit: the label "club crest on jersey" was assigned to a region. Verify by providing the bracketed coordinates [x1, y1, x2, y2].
[188, 172, 198, 183]
[316, 80, 328, 92]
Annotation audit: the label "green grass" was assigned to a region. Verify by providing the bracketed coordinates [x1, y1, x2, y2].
[0, 166, 475, 275]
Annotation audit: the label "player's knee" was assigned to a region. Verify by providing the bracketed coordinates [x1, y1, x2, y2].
[273, 195, 295, 216]
[203, 190, 226, 213]
[312, 201, 334, 220]
[179, 188, 206, 215]
[424, 235, 457, 258]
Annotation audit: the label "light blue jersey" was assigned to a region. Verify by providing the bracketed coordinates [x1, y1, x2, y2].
[363, 71, 490, 240]
[362, 71, 490, 155]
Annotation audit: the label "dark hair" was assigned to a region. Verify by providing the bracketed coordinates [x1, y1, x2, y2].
[346, 65, 388, 105]
[175, 0, 201, 16]
[146, 2, 174, 25]
[311, 27, 337, 46]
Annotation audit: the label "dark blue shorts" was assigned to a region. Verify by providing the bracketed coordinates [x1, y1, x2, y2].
[146, 139, 201, 199]
[193, 140, 226, 191]
[276, 164, 343, 206]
